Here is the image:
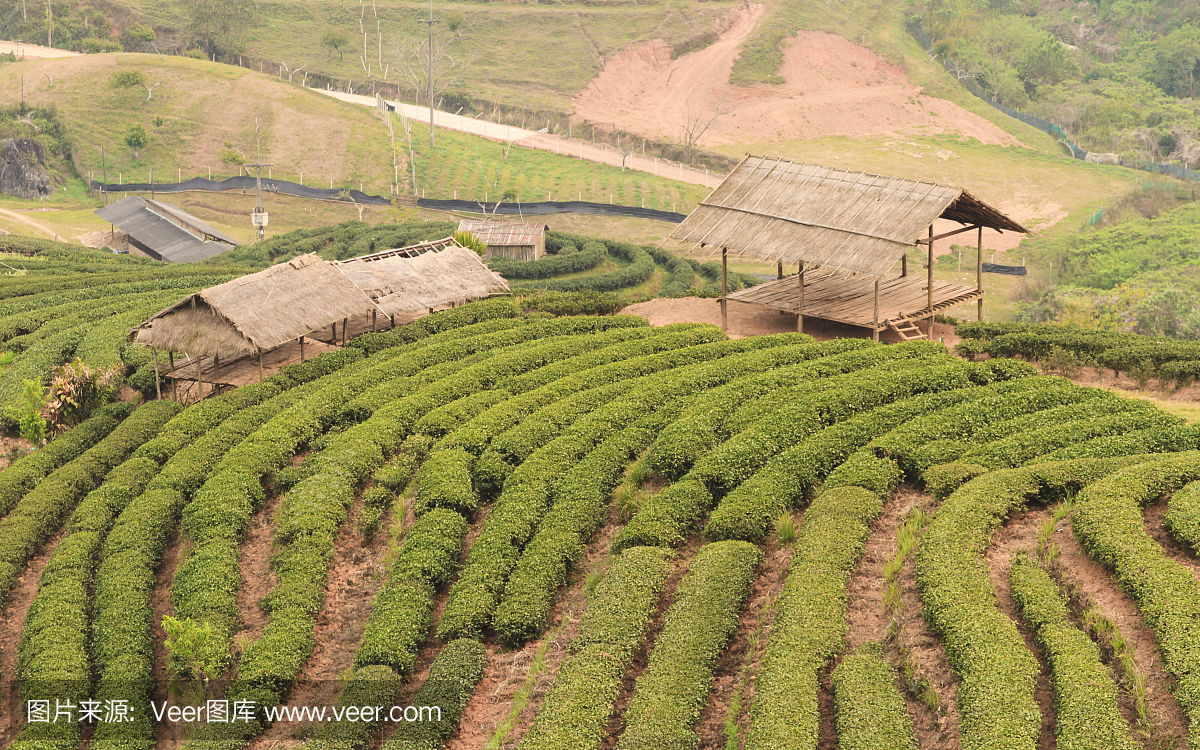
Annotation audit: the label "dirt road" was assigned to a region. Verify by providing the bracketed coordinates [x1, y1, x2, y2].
[315, 90, 724, 191]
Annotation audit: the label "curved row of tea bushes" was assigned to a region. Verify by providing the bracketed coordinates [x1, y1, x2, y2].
[1071, 452, 1200, 750]
[0, 404, 130, 519]
[691, 354, 979, 494]
[493, 411, 672, 645]
[90, 382, 341, 750]
[746, 485, 888, 750]
[437, 336, 837, 640]
[171, 320, 650, 666]
[961, 409, 1180, 469]
[870, 377, 1101, 476]
[439, 324, 726, 458]
[197, 321, 664, 750]
[615, 541, 761, 750]
[916, 456, 1153, 750]
[0, 289, 180, 351]
[1029, 423, 1200, 464]
[481, 334, 814, 473]
[704, 362, 1030, 543]
[513, 240, 654, 294]
[1008, 553, 1137, 750]
[1166, 480, 1200, 554]
[347, 295, 521, 356]
[830, 643, 918, 750]
[379, 639, 488, 750]
[643, 340, 881, 480]
[0, 403, 181, 603]
[905, 392, 1161, 472]
[10, 456, 166, 750]
[517, 546, 672, 750]
[340, 318, 649, 422]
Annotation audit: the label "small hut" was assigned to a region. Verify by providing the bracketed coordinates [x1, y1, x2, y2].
[672, 156, 1029, 340]
[337, 236, 510, 326]
[131, 253, 378, 397]
[457, 220, 548, 261]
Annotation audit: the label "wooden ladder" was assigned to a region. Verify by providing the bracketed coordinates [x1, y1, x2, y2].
[887, 318, 926, 341]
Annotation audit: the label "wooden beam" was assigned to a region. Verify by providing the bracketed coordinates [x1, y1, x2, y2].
[914, 223, 983, 245]
[777, 261, 783, 280]
[927, 225, 934, 329]
[977, 224, 984, 321]
[152, 348, 161, 400]
[797, 261, 805, 333]
[258, 347, 264, 382]
[372, 309, 377, 333]
[300, 336, 306, 362]
[872, 278, 880, 342]
[213, 354, 221, 395]
[169, 351, 176, 401]
[721, 248, 728, 332]
[901, 252, 907, 277]
[342, 317, 348, 346]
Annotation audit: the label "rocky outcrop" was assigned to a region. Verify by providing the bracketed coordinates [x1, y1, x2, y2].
[0, 138, 53, 200]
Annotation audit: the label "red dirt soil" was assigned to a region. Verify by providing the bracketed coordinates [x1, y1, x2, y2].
[571, 5, 1023, 149]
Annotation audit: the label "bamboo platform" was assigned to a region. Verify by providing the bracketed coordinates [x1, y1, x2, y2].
[726, 270, 982, 332]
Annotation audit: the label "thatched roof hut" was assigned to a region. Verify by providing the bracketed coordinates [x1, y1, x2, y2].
[337, 237, 510, 315]
[132, 253, 377, 357]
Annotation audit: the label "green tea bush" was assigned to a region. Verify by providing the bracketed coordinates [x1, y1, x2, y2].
[517, 547, 670, 750]
[381, 639, 487, 750]
[616, 541, 760, 750]
[1008, 553, 1136, 750]
[830, 643, 918, 750]
[1165, 480, 1200, 554]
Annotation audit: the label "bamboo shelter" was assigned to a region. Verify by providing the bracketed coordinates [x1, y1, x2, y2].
[131, 253, 379, 399]
[672, 156, 1029, 340]
[457, 220, 548, 261]
[337, 237, 510, 320]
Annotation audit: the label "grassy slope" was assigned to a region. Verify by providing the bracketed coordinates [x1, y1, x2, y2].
[114, 0, 733, 113]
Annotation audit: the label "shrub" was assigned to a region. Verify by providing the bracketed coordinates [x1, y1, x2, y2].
[1008, 554, 1136, 750]
[616, 541, 761, 750]
[517, 547, 670, 750]
[830, 643, 918, 750]
[82, 38, 122, 53]
[381, 639, 487, 750]
[1165, 480, 1200, 554]
[110, 69, 148, 88]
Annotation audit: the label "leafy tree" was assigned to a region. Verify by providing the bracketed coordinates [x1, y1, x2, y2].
[124, 123, 148, 158]
[162, 615, 227, 681]
[1150, 26, 1200, 98]
[1021, 36, 1080, 90]
[322, 29, 349, 60]
[184, 0, 258, 60]
[110, 69, 148, 88]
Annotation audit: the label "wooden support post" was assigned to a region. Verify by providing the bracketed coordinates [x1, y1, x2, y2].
[797, 261, 805, 333]
[901, 253, 907, 277]
[342, 318, 348, 346]
[777, 261, 783, 280]
[300, 336, 306, 362]
[195, 355, 204, 401]
[257, 348, 264, 382]
[391, 314, 396, 328]
[213, 354, 221, 395]
[331, 321, 336, 342]
[152, 348, 161, 400]
[169, 352, 176, 401]
[872, 279, 880, 342]
[720, 248, 728, 332]
[927, 225, 934, 333]
[977, 225, 984, 321]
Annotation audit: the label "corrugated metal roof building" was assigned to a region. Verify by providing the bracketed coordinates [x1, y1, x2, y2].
[457, 220, 548, 261]
[96, 196, 238, 263]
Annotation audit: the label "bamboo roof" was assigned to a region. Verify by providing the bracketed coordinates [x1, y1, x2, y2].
[337, 238, 510, 315]
[458, 220, 548, 247]
[671, 156, 1029, 277]
[132, 253, 377, 357]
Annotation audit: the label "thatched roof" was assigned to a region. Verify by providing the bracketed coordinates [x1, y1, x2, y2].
[132, 253, 377, 357]
[671, 155, 1029, 277]
[337, 238, 510, 315]
[457, 220, 547, 247]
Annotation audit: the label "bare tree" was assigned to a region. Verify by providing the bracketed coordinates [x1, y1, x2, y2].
[1131, 127, 1161, 162]
[143, 76, 174, 101]
[678, 99, 724, 164]
[1170, 128, 1200, 170]
[35, 67, 52, 87]
[279, 62, 306, 82]
[390, 32, 475, 108]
